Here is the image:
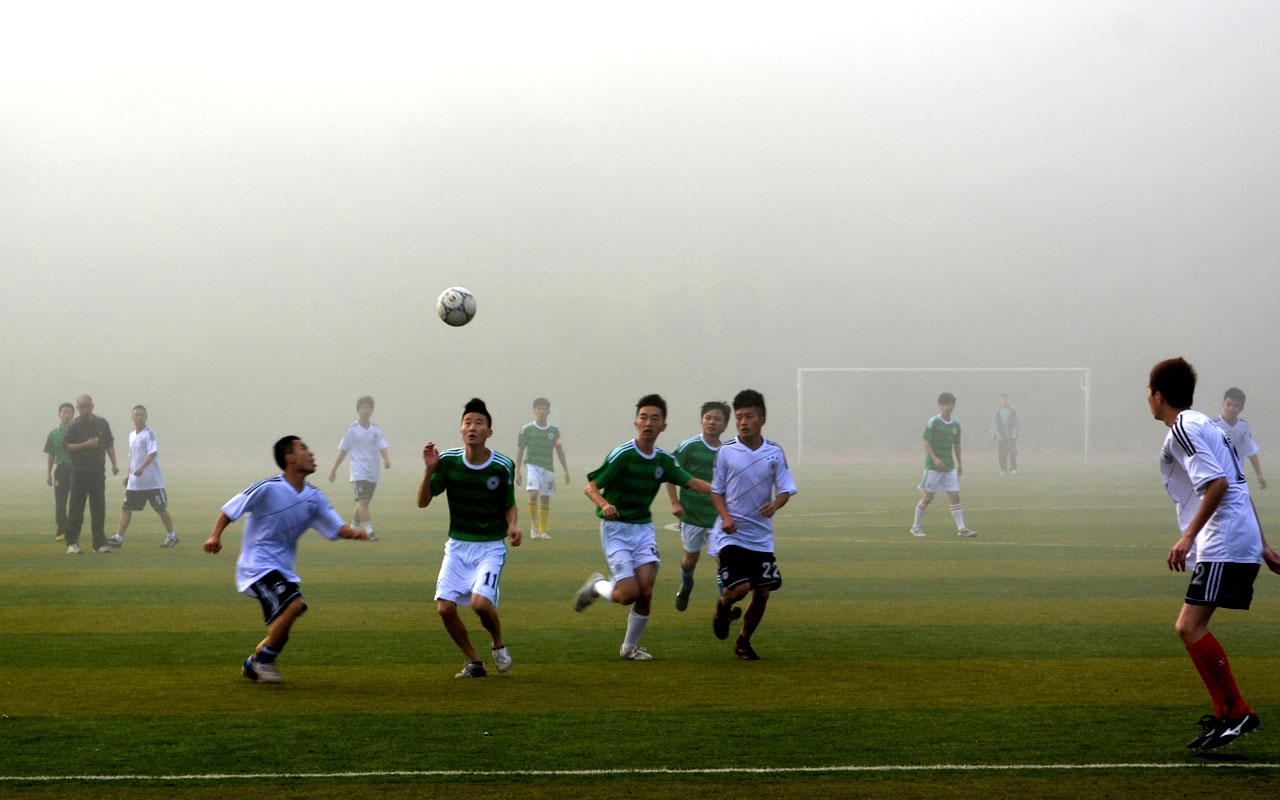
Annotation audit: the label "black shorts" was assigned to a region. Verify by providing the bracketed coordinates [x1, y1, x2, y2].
[718, 545, 782, 592]
[1185, 561, 1259, 610]
[354, 480, 377, 502]
[122, 488, 167, 511]
[246, 570, 308, 624]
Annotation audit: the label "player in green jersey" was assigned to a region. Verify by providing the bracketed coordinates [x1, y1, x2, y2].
[574, 394, 712, 660]
[665, 400, 730, 611]
[418, 398, 521, 678]
[910, 392, 976, 538]
[515, 397, 572, 540]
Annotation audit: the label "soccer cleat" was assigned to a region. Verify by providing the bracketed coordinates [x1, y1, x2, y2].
[675, 585, 692, 612]
[538, 532, 551, 540]
[574, 572, 604, 612]
[364, 532, 379, 542]
[734, 637, 760, 661]
[56, 533, 65, 541]
[1188, 715, 1220, 750]
[94, 546, 111, 554]
[620, 645, 654, 661]
[1199, 713, 1259, 751]
[492, 645, 513, 673]
[66, 543, 82, 555]
[106, 535, 123, 548]
[455, 661, 487, 678]
[957, 528, 978, 537]
[713, 603, 732, 640]
[242, 656, 283, 684]
[161, 533, 179, 548]
[909, 527, 926, 538]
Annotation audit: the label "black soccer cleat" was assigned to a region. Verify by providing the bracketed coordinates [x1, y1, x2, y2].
[1187, 715, 1219, 750]
[734, 637, 760, 661]
[1199, 713, 1259, 751]
[713, 603, 731, 640]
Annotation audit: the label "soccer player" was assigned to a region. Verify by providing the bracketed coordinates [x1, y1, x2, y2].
[204, 436, 371, 683]
[44, 402, 74, 541]
[1148, 358, 1280, 750]
[1214, 387, 1266, 490]
[665, 400, 730, 611]
[418, 398, 521, 678]
[328, 395, 391, 541]
[707, 390, 797, 660]
[514, 397, 571, 540]
[910, 392, 976, 538]
[573, 394, 711, 661]
[107, 405, 178, 548]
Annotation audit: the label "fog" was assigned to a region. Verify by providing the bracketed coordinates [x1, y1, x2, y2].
[4, 1, 1278, 473]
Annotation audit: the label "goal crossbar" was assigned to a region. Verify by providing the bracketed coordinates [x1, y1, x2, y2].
[796, 367, 1092, 462]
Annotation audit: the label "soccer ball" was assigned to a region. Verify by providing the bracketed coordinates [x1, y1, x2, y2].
[436, 287, 477, 327]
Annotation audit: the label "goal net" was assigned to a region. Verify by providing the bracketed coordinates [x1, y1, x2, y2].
[796, 367, 1091, 463]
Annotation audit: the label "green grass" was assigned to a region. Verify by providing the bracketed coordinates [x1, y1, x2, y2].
[2, 460, 1279, 797]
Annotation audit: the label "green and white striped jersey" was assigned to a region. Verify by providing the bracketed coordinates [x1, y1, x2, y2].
[429, 448, 517, 541]
[587, 440, 694, 524]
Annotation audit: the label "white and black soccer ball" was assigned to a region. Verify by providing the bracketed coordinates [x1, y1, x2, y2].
[436, 287, 477, 327]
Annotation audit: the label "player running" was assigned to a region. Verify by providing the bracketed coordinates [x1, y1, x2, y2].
[665, 400, 730, 611]
[204, 436, 371, 684]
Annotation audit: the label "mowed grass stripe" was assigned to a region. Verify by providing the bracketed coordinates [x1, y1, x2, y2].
[5, 659, 1280, 716]
[7, 595, 1280, 633]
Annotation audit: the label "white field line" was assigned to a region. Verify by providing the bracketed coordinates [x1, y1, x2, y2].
[3, 763, 1280, 782]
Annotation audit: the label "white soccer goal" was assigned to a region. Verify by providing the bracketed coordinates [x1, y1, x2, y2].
[795, 367, 1092, 462]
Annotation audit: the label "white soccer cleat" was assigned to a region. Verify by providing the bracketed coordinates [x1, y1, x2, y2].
[619, 645, 653, 661]
[957, 528, 978, 537]
[909, 527, 926, 538]
[66, 543, 83, 554]
[492, 645, 513, 673]
[242, 656, 283, 684]
[574, 572, 604, 612]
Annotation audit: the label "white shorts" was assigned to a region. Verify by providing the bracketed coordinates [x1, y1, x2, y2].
[525, 464, 556, 496]
[434, 538, 507, 607]
[680, 521, 712, 555]
[600, 520, 660, 582]
[919, 468, 960, 494]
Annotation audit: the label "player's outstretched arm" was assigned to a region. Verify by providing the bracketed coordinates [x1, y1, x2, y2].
[337, 523, 371, 540]
[686, 477, 711, 495]
[204, 511, 233, 554]
[417, 443, 440, 508]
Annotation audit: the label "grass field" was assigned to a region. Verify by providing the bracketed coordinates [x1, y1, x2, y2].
[3, 459, 1280, 798]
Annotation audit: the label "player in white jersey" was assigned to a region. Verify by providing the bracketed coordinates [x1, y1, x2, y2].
[108, 405, 178, 548]
[1213, 387, 1266, 490]
[328, 396, 391, 540]
[205, 436, 371, 683]
[708, 390, 797, 660]
[1148, 358, 1280, 751]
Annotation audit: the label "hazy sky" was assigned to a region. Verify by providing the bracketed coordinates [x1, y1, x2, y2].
[4, 1, 1278, 468]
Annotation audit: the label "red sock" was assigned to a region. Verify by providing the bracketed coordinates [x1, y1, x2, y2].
[1187, 632, 1252, 718]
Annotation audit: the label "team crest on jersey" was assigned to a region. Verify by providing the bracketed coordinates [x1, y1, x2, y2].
[547, 432, 556, 441]
[654, 466, 664, 480]
[486, 476, 500, 490]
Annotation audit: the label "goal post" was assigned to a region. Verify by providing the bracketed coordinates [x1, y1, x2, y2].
[796, 367, 1092, 462]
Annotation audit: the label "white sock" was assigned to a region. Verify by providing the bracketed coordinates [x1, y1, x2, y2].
[950, 504, 966, 530]
[913, 503, 927, 527]
[623, 611, 649, 649]
[593, 578, 614, 600]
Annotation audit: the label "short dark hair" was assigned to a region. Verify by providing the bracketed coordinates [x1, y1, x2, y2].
[732, 389, 766, 416]
[701, 400, 731, 421]
[273, 435, 301, 470]
[463, 397, 492, 427]
[636, 394, 667, 418]
[937, 392, 956, 406]
[356, 396, 374, 409]
[533, 397, 550, 409]
[132, 404, 146, 413]
[1224, 387, 1246, 405]
[58, 402, 74, 413]
[1149, 358, 1197, 409]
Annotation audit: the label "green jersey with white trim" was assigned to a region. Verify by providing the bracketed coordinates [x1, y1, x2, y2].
[588, 440, 694, 523]
[673, 434, 719, 528]
[922, 416, 961, 472]
[429, 448, 517, 541]
[517, 421, 561, 470]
